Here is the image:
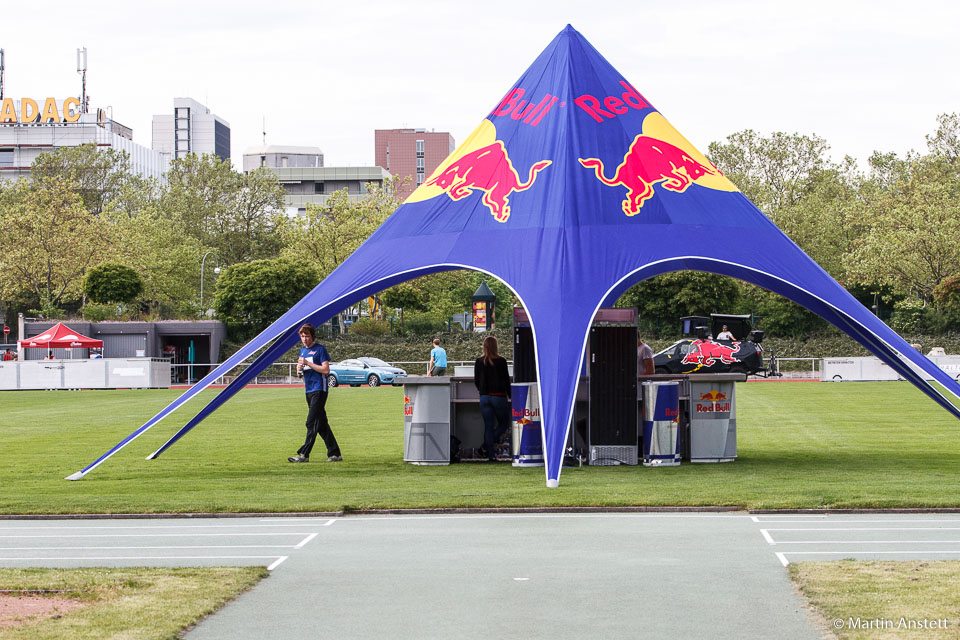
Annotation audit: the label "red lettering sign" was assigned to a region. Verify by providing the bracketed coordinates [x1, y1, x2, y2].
[574, 81, 651, 123]
[490, 88, 560, 127]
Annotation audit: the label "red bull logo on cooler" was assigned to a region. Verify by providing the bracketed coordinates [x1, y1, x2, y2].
[512, 407, 540, 421]
[699, 390, 728, 402]
[425, 141, 551, 223]
[681, 340, 742, 367]
[579, 135, 719, 216]
[696, 390, 731, 413]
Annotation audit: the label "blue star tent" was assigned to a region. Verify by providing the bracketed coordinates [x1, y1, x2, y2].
[69, 25, 960, 486]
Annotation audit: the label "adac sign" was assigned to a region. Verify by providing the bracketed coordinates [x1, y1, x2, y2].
[0, 98, 83, 124]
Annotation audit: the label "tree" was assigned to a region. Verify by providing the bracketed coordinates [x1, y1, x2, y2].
[278, 184, 398, 280]
[845, 155, 960, 302]
[616, 271, 741, 335]
[160, 154, 285, 266]
[30, 144, 152, 216]
[213, 259, 319, 339]
[381, 283, 427, 311]
[0, 177, 115, 315]
[707, 130, 834, 215]
[926, 113, 960, 161]
[110, 205, 206, 317]
[83, 263, 143, 304]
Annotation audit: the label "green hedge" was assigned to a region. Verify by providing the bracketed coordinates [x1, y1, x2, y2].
[220, 328, 960, 374]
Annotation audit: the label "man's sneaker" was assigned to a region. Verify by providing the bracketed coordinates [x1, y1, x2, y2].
[287, 454, 308, 463]
[326, 455, 343, 462]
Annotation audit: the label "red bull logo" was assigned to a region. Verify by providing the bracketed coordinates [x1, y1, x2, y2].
[681, 340, 741, 367]
[512, 407, 540, 421]
[698, 390, 728, 402]
[696, 400, 731, 414]
[425, 141, 551, 223]
[403, 395, 413, 417]
[579, 135, 719, 216]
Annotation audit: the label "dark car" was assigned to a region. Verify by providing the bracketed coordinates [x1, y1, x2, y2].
[653, 338, 764, 375]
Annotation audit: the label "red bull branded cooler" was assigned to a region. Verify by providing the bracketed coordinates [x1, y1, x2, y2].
[641, 381, 680, 466]
[511, 383, 543, 467]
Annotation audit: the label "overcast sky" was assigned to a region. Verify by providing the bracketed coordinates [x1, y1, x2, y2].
[3, 0, 958, 169]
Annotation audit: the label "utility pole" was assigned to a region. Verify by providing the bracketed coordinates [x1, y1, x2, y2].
[76, 47, 88, 113]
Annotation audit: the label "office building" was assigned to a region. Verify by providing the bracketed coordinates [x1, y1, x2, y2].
[152, 98, 230, 163]
[0, 99, 168, 180]
[243, 145, 391, 214]
[374, 128, 454, 200]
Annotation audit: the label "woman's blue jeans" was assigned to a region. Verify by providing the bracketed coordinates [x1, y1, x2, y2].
[479, 394, 511, 459]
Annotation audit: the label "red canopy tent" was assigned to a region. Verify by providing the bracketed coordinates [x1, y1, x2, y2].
[19, 322, 103, 357]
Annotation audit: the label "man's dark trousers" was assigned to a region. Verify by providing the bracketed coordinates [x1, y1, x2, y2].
[298, 390, 341, 459]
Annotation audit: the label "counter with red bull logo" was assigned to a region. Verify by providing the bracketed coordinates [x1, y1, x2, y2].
[402, 375, 514, 464]
[687, 379, 738, 462]
[402, 372, 744, 467]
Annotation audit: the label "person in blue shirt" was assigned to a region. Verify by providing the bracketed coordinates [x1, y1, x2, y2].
[288, 323, 342, 463]
[428, 338, 447, 376]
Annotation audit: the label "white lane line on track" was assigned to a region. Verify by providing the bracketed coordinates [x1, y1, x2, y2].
[0, 545, 300, 551]
[767, 540, 960, 545]
[323, 519, 336, 526]
[320, 513, 750, 522]
[0, 523, 335, 531]
[755, 519, 960, 524]
[295, 533, 319, 549]
[0, 555, 285, 561]
[765, 527, 960, 532]
[0, 533, 317, 539]
[760, 529, 776, 545]
[268, 556, 288, 571]
[776, 552, 789, 567]
[779, 550, 960, 556]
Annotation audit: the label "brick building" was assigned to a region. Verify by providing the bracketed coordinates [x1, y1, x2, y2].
[374, 128, 455, 200]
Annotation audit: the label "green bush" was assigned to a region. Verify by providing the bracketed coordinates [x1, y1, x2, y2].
[83, 263, 144, 304]
[889, 299, 927, 333]
[349, 318, 389, 337]
[398, 310, 447, 336]
[82, 303, 114, 322]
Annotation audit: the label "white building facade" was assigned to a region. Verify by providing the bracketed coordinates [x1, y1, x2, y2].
[152, 98, 230, 163]
[0, 98, 169, 181]
[242, 145, 391, 214]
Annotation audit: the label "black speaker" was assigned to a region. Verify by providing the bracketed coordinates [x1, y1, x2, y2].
[588, 325, 637, 446]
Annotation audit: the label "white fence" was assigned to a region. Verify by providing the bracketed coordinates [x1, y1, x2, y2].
[0, 358, 171, 390]
[821, 356, 960, 382]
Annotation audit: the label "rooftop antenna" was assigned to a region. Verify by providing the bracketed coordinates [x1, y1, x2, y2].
[0, 49, 5, 100]
[76, 47, 89, 113]
[262, 116, 266, 145]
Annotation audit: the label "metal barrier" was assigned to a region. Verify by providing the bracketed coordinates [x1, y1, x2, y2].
[174, 358, 826, 386]
[170, 360, 498, 385]
[772, 357, 820, 379]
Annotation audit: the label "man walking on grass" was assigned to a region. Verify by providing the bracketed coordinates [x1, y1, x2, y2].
[288, 323, 342, 463]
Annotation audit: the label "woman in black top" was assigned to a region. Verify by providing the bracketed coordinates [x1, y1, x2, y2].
[474, 335, 511, 461]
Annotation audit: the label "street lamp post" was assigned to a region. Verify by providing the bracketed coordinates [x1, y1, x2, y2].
[200, 251, 220, 311]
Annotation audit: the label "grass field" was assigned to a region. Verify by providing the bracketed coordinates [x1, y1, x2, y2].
[791, 560, 960, 639]
[0, 566, 266, 639]
[2, 381, 960, 514]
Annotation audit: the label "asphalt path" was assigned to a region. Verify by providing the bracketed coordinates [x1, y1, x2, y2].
[1, 513, 959, 638]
